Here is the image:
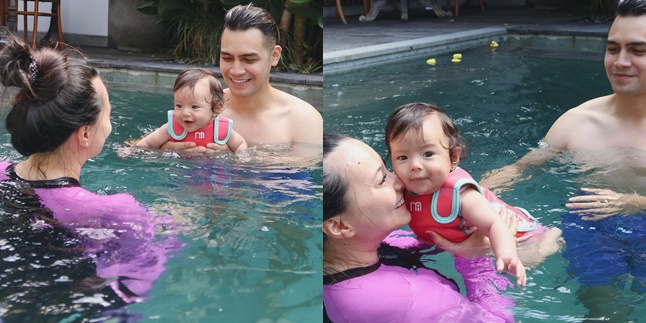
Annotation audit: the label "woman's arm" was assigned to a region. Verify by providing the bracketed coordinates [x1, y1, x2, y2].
[454, 255, 515, 323]
[427, 205, 518, 323]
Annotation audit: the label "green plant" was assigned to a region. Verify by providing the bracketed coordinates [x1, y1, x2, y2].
[138, 1, 226, 64]
[584, 0, 617, 21]
[277, 0, 323, 73]
[280, 27, 322, 74]
[138, 0, 322, 73]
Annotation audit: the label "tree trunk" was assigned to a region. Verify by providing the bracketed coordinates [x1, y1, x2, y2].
[293, 15, 305, 68]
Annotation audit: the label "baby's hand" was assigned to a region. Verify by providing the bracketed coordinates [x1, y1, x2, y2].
[496, 256, 526, 286]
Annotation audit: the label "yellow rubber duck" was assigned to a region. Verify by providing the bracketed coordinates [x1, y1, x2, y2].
[426, 58, 436, 66]
[490, 41, 499, 48]
[451, 58, 461, 63]
[453, 53, 462, 59]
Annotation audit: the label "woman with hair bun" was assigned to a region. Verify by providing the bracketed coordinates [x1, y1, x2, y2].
[0, 37, 180, 321]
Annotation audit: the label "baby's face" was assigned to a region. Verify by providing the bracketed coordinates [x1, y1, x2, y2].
[173, 78, 216, 133]
[389, 115, 455, 195]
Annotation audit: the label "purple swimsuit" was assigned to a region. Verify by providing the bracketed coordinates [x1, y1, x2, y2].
[0, 162, 181, 303]
[323, 230, 515, 322]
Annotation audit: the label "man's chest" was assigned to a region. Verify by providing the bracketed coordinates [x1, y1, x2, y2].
[568, 122, 646, 151]
[232, 115, 293, 144]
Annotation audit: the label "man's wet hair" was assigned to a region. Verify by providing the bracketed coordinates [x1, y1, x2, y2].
[223, 4, 279, 50]
[616, 0, 646, 16]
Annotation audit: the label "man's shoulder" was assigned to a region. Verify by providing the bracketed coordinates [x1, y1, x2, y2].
[274, 88, 317, 108]
[558, 95, 612, 122]
[545, 95, 613, 149]
[273, 88, 322, 118]
[271, 88, 322, 144]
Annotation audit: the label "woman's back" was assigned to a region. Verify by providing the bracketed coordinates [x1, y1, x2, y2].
[0, 161, 181, 320]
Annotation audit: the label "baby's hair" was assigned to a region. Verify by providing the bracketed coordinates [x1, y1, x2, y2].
[0, 35, 101, 157]
[385, 102, 468, 162]
[173, 68, 224, 114]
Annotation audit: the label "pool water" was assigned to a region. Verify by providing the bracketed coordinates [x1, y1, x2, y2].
[0, 89, 322, 322]
[324, 45, 646, 321]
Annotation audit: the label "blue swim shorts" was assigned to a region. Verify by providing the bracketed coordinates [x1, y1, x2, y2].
[562, 210, 646, 291]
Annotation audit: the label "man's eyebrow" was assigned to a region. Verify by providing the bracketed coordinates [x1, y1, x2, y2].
[219, 51, 260, 58]
[606, 40, 646, 46]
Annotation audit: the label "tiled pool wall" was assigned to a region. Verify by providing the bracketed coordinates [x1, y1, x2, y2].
[92, 64, 323, 110]
[324, 28, 507, 75]
[90, 29, 607, 111]
[323, 28, 608, 75]
[505, 24, 608, 58]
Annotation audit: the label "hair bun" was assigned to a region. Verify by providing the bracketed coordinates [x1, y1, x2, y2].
[0, 37, 69, 102]
[0, 37, 34, 88]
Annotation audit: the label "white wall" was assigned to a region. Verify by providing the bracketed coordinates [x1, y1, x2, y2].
[17, 0, 109, 36]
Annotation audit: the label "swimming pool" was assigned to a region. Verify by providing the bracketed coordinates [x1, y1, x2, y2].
[0, 89, 322, 321]
[324, 45, 646, 321]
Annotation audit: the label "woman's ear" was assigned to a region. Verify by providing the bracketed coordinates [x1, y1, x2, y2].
[322, 215, 355, 239]
[76, 125, 91, 148]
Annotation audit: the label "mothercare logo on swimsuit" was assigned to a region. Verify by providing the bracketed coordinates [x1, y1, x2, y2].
[410, 201, 422, 212]
[194, 132, 205, 139]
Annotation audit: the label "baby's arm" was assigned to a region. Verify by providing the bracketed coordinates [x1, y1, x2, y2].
[460, 187, 526, 286]
[227, 129, 248, 152]
[136, 124, 170, 148]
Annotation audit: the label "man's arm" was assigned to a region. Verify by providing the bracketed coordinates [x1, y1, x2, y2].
[160, 141, 207, 154]
[292, 103, 323, 145]
[566, 188, 646, 220]
[478, 146, 559, 193]
[479, 107, 581, 191]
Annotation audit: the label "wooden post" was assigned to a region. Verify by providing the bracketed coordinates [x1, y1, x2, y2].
[7, 0, 17, 33]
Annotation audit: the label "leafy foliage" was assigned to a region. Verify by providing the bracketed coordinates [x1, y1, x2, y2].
[587, 0, 617, 21]
[138, 0, 322, 73]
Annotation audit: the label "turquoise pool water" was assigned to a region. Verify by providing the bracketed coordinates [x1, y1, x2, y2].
[324, 45, 646, 321]
[0, 89, 322, 322]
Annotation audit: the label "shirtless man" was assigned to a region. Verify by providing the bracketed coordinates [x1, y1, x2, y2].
[164, 4, 322, 155]
[480, 1, 646, 320]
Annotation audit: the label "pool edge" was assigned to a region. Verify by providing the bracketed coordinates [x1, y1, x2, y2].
[323, 27, 608, 75]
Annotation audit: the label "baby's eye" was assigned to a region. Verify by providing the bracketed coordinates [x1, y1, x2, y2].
[174, 105, 182, 110]
[192, 105, 200, 110]
[396, 156, 408, 161]
[423, 151, 434, 157]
